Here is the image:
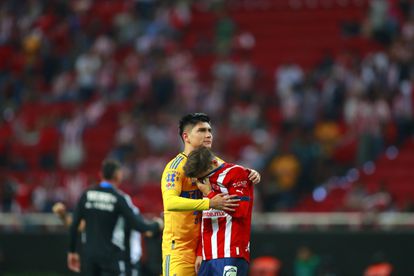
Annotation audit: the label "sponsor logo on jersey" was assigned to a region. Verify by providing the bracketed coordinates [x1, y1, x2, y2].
[85, 191, 117, 211]
[233, 180, 248, 188]
[166, 182, 175, 189]
[202, 209, 228, 218]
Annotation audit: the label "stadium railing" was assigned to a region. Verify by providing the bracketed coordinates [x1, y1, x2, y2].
[1, 212, 414, 231]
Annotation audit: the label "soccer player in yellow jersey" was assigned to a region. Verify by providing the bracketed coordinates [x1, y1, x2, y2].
[161, 113, 261, 276]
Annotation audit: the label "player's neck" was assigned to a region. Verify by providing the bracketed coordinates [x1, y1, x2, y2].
[183, 144, 201, 156]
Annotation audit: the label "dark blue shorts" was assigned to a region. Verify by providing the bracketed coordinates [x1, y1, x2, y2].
[198, 257, 249, 276]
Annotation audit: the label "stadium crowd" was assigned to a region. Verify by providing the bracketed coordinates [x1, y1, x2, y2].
[0, 0, 413, 214]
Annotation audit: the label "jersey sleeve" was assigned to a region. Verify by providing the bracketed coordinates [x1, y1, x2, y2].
[161, 165, 210, 211]
[69, 192, 86, 253]
[117, 193, 160, 234]
[224, 167, 253, 218]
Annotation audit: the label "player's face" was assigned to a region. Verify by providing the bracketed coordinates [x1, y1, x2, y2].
[186, 122, 213, 148]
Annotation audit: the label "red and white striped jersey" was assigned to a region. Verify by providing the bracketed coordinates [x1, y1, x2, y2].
[197, 163, 254, 262]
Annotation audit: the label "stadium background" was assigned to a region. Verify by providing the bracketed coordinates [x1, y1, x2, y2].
[0, 0, 414, 275]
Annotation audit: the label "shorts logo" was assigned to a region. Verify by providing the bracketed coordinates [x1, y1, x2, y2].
[223, 265, 237, 276]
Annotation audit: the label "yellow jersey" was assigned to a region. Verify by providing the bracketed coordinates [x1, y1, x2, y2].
[161, 152, 210, 264]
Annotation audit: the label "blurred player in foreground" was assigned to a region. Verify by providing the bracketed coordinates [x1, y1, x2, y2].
[161, 113, 260, 276]
[184, 146, 254, 276]
[53, 201, 151, 276]
[68, 159, 163, 275]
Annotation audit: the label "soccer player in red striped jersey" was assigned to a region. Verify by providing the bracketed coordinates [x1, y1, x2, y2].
[184, 146, 254, 276]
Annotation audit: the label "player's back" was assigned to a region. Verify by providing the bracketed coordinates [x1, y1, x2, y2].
[77, 185, 132, 260]
[161, 153, 203, 257]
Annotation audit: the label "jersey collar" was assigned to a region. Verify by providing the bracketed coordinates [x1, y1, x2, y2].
[100, 181, 113, 189]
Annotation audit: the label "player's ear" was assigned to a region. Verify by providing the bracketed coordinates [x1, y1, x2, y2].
[182, 131, 189, 143]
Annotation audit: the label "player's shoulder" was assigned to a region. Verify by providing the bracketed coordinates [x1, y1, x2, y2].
[224, 163, 250, 179]
[165, 152, 187, 172]
[117, 190, 139, 211]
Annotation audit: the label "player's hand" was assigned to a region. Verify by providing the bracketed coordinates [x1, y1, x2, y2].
[248, 169, 261, 185]
[195, 256, 202, 274]
[67, 252, 81, 272]
[196, 178, 212, 196]
[154, 217, 164, 231]
[144, 217, 163, 237]
[52, 202, 67, 217]
[144, 231, 153, 238]
[209, 193, 239, 212]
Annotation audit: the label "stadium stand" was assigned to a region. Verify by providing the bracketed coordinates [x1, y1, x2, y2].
[0, 0, 413, 217]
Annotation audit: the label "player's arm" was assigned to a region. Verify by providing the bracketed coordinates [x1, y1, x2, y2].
[118, 194, 163, 234]
[226, 168, 253, 217]
[163, 187, 210, 211]
[68, 193, 86, 273]
[68, 194, 86, 253]
[162, 168, 210, 211]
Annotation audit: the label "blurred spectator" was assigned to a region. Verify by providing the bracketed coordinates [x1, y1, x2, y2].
[75, 48, 101, 101]
[250, 256, 282, 276]
[363, 0, 399, 45]
[364, 251, 393, 276]
[275, 63, 303, 97]
[32, 172, 65, 212]
[266, 143, 300, 210]
[0, 174, 17, 212]
[350, 91, 391, 165]
[292, 128, 321, 193]
[392, 80, 413, 145]
[363, 180, 394, 212]
[62, 170, 88, 209]
[343, 181, 369, 211]
[58, 110, 86, 170]
[233, 55, 257, 95]
[214, 8, 235, 54]
[151, 62, 176, 108]
[294, 246, 321, 276]
[111, 112, 137, 162]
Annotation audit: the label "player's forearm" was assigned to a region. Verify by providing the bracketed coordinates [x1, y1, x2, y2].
[164, 195, 210, 211]
[68, 220, 79, 252]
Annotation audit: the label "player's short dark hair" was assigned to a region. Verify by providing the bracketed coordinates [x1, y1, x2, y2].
[179, 113, 211, 140]
[102, 159, 121, 180]
[184, 146, 214, 178]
